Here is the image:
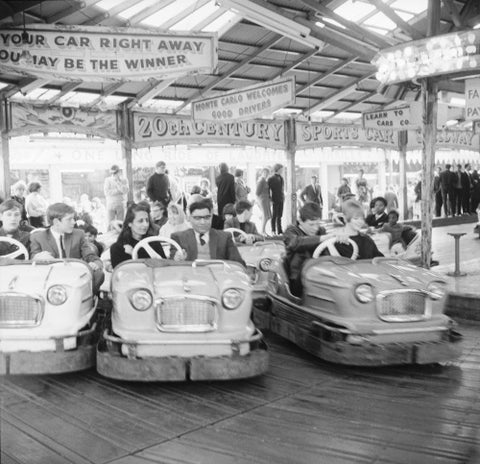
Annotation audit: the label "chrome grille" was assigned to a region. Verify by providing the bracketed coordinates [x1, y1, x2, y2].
[377, 290, 427, 322]
[156, 297, 217, 332]
[0, 293, 44, 327]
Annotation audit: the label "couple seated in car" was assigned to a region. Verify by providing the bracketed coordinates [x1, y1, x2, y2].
[284, 200, 383, 297]
[110, 198, 245, 269]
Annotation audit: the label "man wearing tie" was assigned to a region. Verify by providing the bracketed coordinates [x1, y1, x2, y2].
[30, 203, 104, 293]
[170, 198, 245, 265]
[300, 175, 323, 216]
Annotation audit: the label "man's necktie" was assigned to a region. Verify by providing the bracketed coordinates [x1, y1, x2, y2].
[60, 235, 67, 258]
[199, 233, 206, 246]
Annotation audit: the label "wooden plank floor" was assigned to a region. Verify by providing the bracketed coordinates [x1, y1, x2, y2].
[1, 324, 480, 464]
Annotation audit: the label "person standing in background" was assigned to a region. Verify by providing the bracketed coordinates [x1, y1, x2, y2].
[300, 175, 323, 215]
[268, 163, 285, 235]
[215, 162, 236, 219]
[452, 164, 463, 216]
[337, 177, 351, 204]
[433, 166, 443, 217]
[146, 161, 171, 207]
[256, 167, 271, 236]
[104, 164, 129, 222]
[440, 164, 453, 217]
[355, 169, 370, 204]
[10, 181, 28, 222]
[25, 181, 48, 228]
[461, 163, 473, 215]
[234, 168, 250, 202]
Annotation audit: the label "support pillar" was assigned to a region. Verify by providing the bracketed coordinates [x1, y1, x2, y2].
[398, 131, 408, 221]
[285, 118, 296, 225]
[320, 161, 329, 220]
[120, 104, 134, 203]
[0, 100, 10, 198]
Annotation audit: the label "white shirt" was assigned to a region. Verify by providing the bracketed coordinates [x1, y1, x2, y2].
[50, 229, 65, 258]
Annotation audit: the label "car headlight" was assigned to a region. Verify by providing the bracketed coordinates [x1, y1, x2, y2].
[427, 281, 446, 300]
[129, 289, 153, 311]
[258, 258, 273, 272]
[354, 284, 374, 303]
[47, 285, 68, 305]
[222, 288, 244, 309]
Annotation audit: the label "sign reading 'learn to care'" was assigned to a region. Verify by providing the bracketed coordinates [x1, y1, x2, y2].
[0, 25, 217, 81]
[192, 77, 295, 122]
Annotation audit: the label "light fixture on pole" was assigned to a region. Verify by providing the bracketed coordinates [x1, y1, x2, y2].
[216, 0, 323, 49]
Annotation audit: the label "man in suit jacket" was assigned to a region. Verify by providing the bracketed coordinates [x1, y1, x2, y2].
[30, 203, 104, 292]
[300, 175, 323, 210]
[439, 164, 454, 216]
[170, 198, 245, 266]
[0, 199, 30, 258]
[267, 163, 285, 235]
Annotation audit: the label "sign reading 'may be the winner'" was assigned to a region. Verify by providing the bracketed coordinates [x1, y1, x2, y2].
[0, 25, 217, 81]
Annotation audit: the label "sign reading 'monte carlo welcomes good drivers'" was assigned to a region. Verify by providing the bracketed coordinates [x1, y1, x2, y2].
[192, 77, 295, 122]
[0, 25, 217, 81]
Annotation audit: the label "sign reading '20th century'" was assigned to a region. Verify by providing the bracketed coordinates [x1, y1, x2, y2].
[0, 25, 217, 81]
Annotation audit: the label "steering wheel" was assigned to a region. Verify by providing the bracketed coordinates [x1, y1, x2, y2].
[132, 236, 182, 259]
[312, 237, 359, 260]
[0, 237, 29, 260]
[224, 228, 249, 241]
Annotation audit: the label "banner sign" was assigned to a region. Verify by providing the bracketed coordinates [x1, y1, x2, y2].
[362, 103, 421, 130]
[133, 113, 286, 148]
[192, 77, 295, 122]
[373, 29, 480, 85]
[296, 122, 399, 149]
[0, 25, 217, 81]
[409, 128, 480, 150]
[10, 103, 118, 139]
[465, 77, 480, 122]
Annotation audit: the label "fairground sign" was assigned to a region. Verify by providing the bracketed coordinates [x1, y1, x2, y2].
[362, 103, 421, 130]
[10, 103, 119, 139]
[409, 128, 480, 150]
[373, 29, 480, 85]
[465, 77, 480, 122]
[133, 113, 286, 149]
[192, 77, 295, 122]
[296, 122, 399, 149]
[0, 25, 217, 81]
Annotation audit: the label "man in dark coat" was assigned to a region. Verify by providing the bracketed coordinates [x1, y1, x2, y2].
[365, 197, 388, 229]
[284, 202, 327, 297]
[146, 161, 171, 206]
[268, 163, 285, 235]
[433, 166, 442, 217]
[215, 162, 236, 218]
[439, 164, 454, 217]
[461, 163, 473, 214]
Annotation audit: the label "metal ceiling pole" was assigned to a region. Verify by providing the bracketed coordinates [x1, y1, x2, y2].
[285, 118, 297, 226]
[420, 0, 440, 269]
[0, 99, 11, 199]
[398, 131, 408, 221]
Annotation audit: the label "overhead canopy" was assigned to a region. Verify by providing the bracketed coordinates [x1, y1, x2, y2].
[0, 0, 478, 126]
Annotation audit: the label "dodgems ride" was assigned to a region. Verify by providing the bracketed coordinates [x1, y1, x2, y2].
[97, 236, 268, 381]
[256, 237, 462, 367]
[0, 237, 98, 374]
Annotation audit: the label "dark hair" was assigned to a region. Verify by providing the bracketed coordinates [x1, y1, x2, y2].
[0, 199, 22, 214]
[234, 168, 243, 177]
[222, 203, 236, 217]
[117, 203, 154, 244]
[299, 201, 322, 222]
[47, 203, 75, 225]
[189, 198, 213, 215]
[445, 163, 451, 169]
[219, 162, 229, 174]
[28, 182, 42, 193]
[273, 163, 283, 173]
[80, 224, 99, 236]
[137, 200, 151, 213]
[372, 196, 387, 207]
[388, 210, 399, 219]
[190, 185, 201, 195]
[235, 200, 253, 215]
[155, 161, 166, 168]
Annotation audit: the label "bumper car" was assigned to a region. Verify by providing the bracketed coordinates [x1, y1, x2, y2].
[224, 228, 284, 304]
[0, 237, 98, 374]
[97, 236, 269, 381]
[255, 237, 462, 366]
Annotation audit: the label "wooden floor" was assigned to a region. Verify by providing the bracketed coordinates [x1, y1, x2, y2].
[1, 325, 480, 464]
